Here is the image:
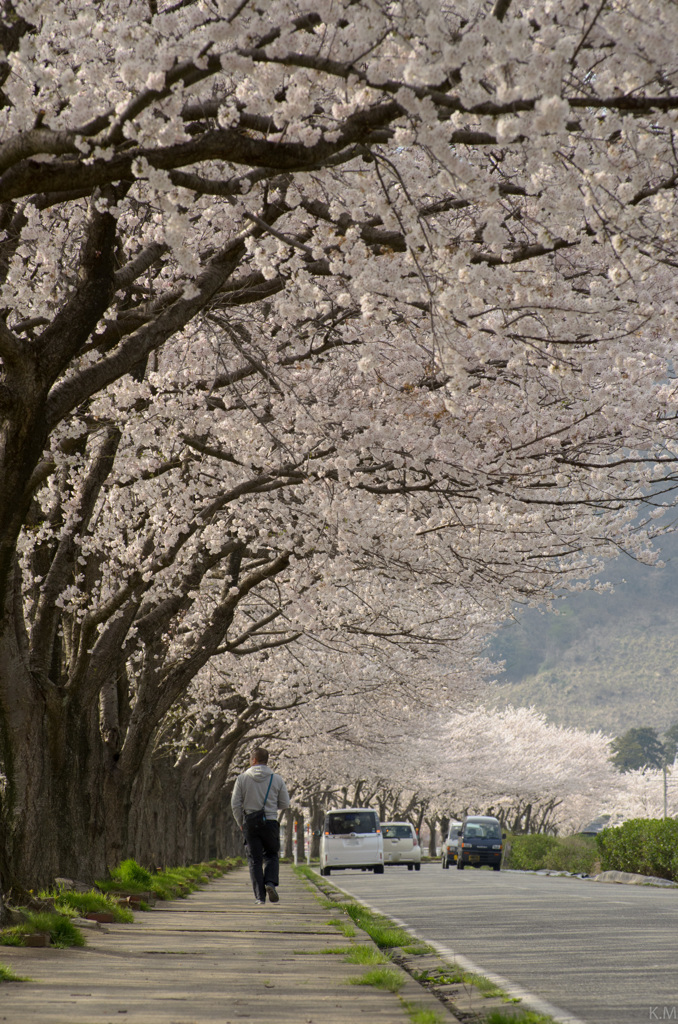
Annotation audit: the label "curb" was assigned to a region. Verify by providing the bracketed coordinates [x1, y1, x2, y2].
[591, 869, 678, 887]
[504, 867, 678, 887]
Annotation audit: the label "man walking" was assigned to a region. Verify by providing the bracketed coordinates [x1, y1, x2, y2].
[231, 746, 291, 905]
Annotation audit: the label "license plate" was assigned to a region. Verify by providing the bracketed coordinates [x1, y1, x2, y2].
[343, 839, 360, 846]
[468, 854, 480, 862]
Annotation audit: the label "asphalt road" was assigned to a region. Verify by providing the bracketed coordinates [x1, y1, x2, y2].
[327, 863, 678, 1024]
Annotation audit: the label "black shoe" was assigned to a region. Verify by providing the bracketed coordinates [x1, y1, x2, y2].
[265, 884, 279, 903]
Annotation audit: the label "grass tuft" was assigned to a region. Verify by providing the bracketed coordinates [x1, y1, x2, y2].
[485, 1011, 554, 1024]
[327, 917, 356, 937]
[0, 911, 85, 948]
[344, 945, 390, 965]
[0, 963, 30, 982]
[344, 903, 415, 949]
[400, 942, 435, 956]
[403, 1004, 445, 1024]
[111, 858, 153, 887]
[45, 887, 134, 923]
[349, 966, 405, 992]
[294, 945, 355, 955]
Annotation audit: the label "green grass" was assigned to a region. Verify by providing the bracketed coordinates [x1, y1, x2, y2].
[97, 858, 243, 901]
[110, 858, 153, 887]
[345, 945, 390, 965]
[485, 1012, 554, 1024]
[294, 945, 355, 955]
[402, 1005, 445, 1024]
[42, 887, 134, 923]
[412, 965, 508, 1001]
[0, 858, 241, 953]
[0, 963, 30, 982]
[0, 911, 85, 948]
[469, 972, 505, 999]
[344, 902, 420, 950]
[327, 917, 356, 937]
[349, 966, 405, 992]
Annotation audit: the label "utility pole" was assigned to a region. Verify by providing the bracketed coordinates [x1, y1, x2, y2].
[663, 765, 669, 818]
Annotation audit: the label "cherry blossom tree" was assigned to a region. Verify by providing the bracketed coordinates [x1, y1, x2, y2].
[603, 760, 678, 822]
[3, 0, 678, 900]
[279, 703, 621, 845]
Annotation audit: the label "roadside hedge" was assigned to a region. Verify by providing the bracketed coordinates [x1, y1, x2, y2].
[595, 818, 678, 881]
[503, 833, 598, 874]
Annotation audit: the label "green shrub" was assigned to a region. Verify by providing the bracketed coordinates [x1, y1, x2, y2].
[504, 835, 559, 871]
[596, 818, 678, 881]
[504, 833, 599, 874]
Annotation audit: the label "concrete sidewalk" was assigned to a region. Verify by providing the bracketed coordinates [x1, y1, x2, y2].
[0, 864, 452, 1023]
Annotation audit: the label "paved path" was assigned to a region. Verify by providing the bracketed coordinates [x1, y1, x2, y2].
[0, 865, 450, 1024]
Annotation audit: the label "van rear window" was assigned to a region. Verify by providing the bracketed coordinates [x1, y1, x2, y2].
[383, 825, 413, 838]
[327, 812, 377, 834]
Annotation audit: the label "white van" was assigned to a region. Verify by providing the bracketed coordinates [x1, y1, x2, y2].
[319, 807, 384, 875]
[441, 819, 463, 869]
[381, 821, 421, 870]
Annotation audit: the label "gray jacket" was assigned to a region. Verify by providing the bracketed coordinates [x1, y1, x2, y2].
[230, 765, 290, 828]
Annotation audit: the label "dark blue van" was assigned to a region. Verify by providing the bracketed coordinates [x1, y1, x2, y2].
[457, 815, 505, 871]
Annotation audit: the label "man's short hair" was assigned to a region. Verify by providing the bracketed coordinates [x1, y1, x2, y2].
[250, 745, 269, 764]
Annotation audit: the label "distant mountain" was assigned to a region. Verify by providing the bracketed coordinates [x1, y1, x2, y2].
[486, 532, 678, 738]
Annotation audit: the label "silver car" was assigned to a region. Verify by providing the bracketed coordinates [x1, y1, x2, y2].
[381, 821, 422, 870]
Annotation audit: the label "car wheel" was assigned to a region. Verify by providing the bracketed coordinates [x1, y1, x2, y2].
[414, 863, 420, 871]
[321, 867, 330, 876]
[457, 859, 464, 870]
[493, 865, 501, 871]
[374, 864, 384, 874]
[407, 863, 413, 871]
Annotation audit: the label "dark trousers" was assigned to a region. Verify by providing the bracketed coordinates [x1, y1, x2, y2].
[242, 819, 280, 901]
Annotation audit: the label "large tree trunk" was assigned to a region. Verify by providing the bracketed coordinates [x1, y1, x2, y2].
[0, 629, 135, 891]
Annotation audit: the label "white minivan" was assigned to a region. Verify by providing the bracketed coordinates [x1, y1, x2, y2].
[441, 819, 463, 869]
[319, 807, 384, 875]
[381, 821, 421, 870]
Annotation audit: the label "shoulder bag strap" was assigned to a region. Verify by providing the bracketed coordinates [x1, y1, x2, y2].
[261, 773, 274, 813]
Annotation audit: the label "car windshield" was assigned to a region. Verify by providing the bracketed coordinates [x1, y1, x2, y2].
[382, 825, 412, 838]
[327, 812, 377, 834]
[464, 821, 502, 839]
